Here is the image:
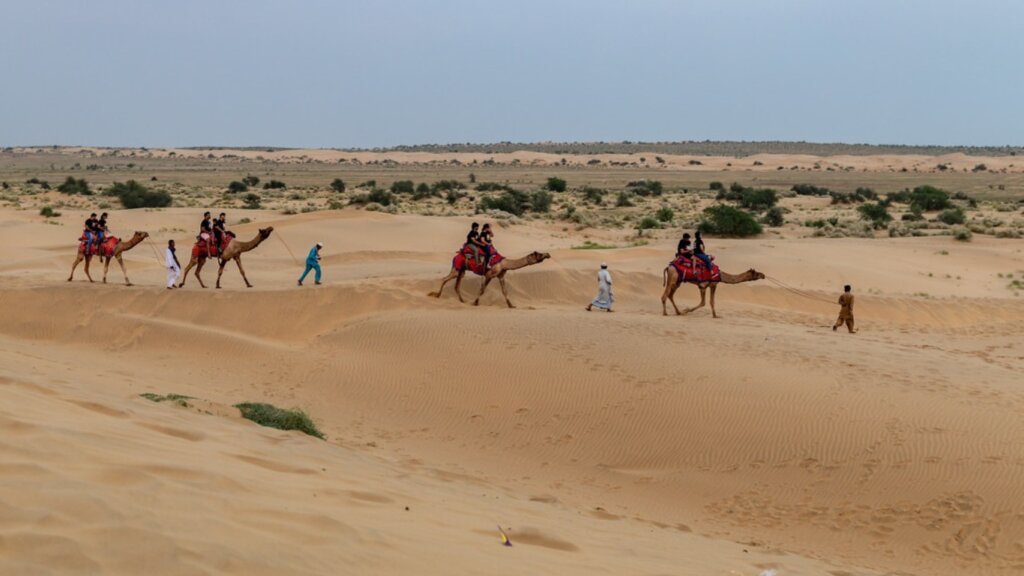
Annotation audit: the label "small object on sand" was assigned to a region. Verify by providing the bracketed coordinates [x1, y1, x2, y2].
[498, 525, 512, 546]
[759, 570, 778, 576]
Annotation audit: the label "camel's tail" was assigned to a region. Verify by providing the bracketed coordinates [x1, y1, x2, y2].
[662, 267, 668, 287]
[427, 291, 440, 298]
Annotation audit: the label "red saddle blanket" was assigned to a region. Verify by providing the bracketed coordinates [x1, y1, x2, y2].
[78, 235, 119, 258]
[671, 255, 721, 284]
[453, 244, 504, 276]
[192, 234, 234, 258]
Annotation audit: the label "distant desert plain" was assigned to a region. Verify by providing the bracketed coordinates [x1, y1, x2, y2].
[1, 144, 1023, 575]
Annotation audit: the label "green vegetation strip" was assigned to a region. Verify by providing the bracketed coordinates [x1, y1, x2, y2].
[234, 402, 325, 439]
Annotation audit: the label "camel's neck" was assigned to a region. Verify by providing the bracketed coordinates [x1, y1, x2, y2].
[501, 256, 537, 271]
[118, 235, 145, 253]
[720, 270, 759, 284]
[233, 232, 266, 253]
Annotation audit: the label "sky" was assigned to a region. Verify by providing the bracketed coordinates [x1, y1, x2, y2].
[2, 0, 1021, 148]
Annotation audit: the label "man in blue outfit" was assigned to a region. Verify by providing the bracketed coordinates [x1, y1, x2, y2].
[298, 242, 323, 286]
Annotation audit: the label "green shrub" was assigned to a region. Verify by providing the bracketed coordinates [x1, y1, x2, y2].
[857, 202, 892, 229]
[357, 180, 376, 189]
[953, 227, 972, 242]
[739, 188, 777, 211]
[901, 208, 924, 221]
[107, 180, 172, 209]
[698, 205, 763, 236]
[762, 206, 785, 227]
[263, 180, 287, 190]
[479, 190, 530, 216]
[626, 180, 663, 196]
[475, 182, 512, 192]
[242, 175, 260, 187]
[656, 207, 674, 222]
[910, 185, 951, 211]
[432, 180, 465, 192]
[637, 216, 661, 232]
[615, 191, 634, 207]
[938, 207, 965, 225]
[234, 402, 324, 439]
[227, 180, 248, 193]
[140, 393, 194, 407]
[445, 190, 465, 205]
[39, 206, 60, 218]
[886, 190, 912, 204]
[545, 177, 567, 192]
[709, 181, 725, 192]
[413, 182, 434, 200]
[243, 193, 262, 209]
[791, 184, 831, 196]
[581, 186, 605, 204]
[368, 188, 395, 206]
[390, 180, 415, 194]
[530, 190, 553, 213]
[329, 178, 345, 193]
[58, 176, 92, 195]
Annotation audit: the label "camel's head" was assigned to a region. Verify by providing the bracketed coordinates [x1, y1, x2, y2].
[529, 251, 551, 264]
[749, 268, 766, 280]
[259, 227, 274, 239]
[134, 231, 149, 240]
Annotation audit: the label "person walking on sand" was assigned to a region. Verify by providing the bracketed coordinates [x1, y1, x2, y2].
[833, 284, 857, 333]
[298, 242, 323, 286]
[165, 239, 181, 289]
[586, 262, 614, 312]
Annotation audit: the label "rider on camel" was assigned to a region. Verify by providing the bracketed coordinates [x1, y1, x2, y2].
[83, 213, 99, 257]
[479, 223, 495, 274]
[465, 222, 482, 268]
[693, 230, 713, 272]
[96, 212, 109, 262]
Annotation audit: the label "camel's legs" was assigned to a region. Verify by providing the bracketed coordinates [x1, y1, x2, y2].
[82, 255, 94, 283]
[683, 285, 708, 314]
[68, 253, 85, 282]
[710, 284, 719, 318]
[215, 259, 227, 289]
[194, 258, 207, 288]
[428, 268, 459, 299]
[115, 254, 131, 286]
[666, 284, 683, 316]
[178, 257, 194, 288]
[235, 257, 253, 288]
[453, 270, 467, 302]
[497, 271, 514, 308]
[473, 273, 496, 306]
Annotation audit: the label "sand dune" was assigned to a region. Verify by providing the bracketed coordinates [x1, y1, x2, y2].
[1, 208, 1023, 575]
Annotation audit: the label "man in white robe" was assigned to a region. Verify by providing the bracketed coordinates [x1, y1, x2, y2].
[586, 262, 614, 312]
[166, 240, 181, 289]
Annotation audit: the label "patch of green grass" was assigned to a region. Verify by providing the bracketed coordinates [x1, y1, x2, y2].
[234, 402, 324, 439]
[140, 393, 193, 407]
[571, 240, 618, 250]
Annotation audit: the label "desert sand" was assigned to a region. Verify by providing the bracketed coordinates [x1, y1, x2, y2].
[2, 191, 1024, 575]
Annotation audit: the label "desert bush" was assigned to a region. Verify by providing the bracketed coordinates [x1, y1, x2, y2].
[329, 178, 345, 193]
[263, 179, 287, 190]
[656, 207, 674, 222]
[474, 182, 511, 192]
[445, 190, 465, 205]
[910, 185, 951, 211]
[107, 180, 172, 209]
[626, 180, 663, 196]
[637, 216, 661, 233]
[357, 179, 376, 189]
[390, 180, 415, 194]
[857, 202, 893, 229]
[58, 176, 91, 195]
[530, 190, 553, 213]
[762, 206, 785, 227]
[432, 180, 465, 192]
[545, 177, 567, 192]
[479, 190, 529, 216]
[581, 186, 605, 204]
[242, 175, 260, 187]
[901, 207, 924, 221]
[242, 193, 262, 209]
[739, 188, 777, 211]
[938, 207, 966, 225]
[953, 227, 972, 242]
[791, 184, 831, 196]
[227, 180, 248, 193]
[413, 182, 434, 200]
[699, 205, 763, 236]
[709, 181, 725, 192]
[615, 191, 634, 207]
[39, 206, 60, 218]
[234, 402, 324, 439]
[972, 163, 988, 172]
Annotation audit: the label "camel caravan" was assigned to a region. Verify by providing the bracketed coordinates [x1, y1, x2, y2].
[69, 212, 762, 316]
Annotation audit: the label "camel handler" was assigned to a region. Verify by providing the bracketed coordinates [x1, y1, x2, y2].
[833, 284, 857, 333]
[298, 242, 323, 286]
[165, 239, 181, 289]
[586, 262, 614, 312]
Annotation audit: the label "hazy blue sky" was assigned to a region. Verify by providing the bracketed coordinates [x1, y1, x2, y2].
[2, 0, 1021, 147]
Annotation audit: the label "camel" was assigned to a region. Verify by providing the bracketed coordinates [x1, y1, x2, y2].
[428, 250, 551, 308]
[178, 232, 236, 289]
[661, 265, 764, 318]
[214, 227, 274, 289]
[68, 231, 149, 286]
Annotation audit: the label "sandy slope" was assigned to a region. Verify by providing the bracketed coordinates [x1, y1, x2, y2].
[1, 208, 1023, 575]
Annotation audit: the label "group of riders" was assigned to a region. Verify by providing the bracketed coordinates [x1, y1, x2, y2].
[461, 222, 496, 273]
[677, 230, 714, 272]
[81, 210, 235, 261]
[81, 212, 110, 261]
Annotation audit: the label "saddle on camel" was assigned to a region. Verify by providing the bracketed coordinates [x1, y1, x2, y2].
[78, 234, 121, 262]
[192, 232, 236, 258]
[453, 243, 503, 275]
[669, 253, 721, 284]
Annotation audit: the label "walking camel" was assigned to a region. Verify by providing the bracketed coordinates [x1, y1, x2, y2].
[178, 232, 235, 289]
[661, 265, 764, 317]
[429, 250, 551, 308]
[214, 227, 274, 289]
[68, 231, 149, 286]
